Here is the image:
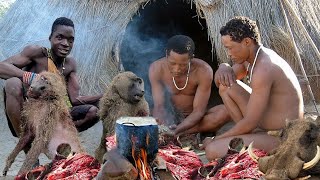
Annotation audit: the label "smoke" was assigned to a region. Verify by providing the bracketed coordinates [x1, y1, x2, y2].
[120, 14, 193, 126]
[120, 0, 219, 125]
[120, 10, 182, 108]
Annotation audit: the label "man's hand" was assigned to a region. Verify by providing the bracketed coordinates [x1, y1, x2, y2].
[214, 63, 236, 87]
[171, 124, 183, 137]
[155, 118, 165, 125]
[172, 124, 186, 137]
[158, 124, 175, 136]
[169, 124, 177, 130]
[199, 136, 215, 150]
[22, 72, 39, 85]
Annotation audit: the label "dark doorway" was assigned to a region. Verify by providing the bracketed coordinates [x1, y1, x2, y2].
[120, 0, 221, 108]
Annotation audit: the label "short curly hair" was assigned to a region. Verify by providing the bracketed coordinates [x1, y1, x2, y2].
[220, 16, 261, 44]
[166, 35, 195, 58]
[50, 17, 74, 37]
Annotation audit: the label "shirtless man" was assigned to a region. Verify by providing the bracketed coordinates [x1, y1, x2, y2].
[149, 35, 230, 136]
[0, 17, 102, 138]
[204, 16, 304, 160]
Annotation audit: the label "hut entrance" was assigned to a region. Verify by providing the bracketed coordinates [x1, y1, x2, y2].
[120, 0, 221, 108]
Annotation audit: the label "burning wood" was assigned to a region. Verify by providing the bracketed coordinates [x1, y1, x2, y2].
[116, 117, 158, 165]
[96, 149, 138, 180]
[98, 117, 161, 179]
[132, 135, 153, 180]
[104, 117, 213, 179]
[103, 134, 206, 180]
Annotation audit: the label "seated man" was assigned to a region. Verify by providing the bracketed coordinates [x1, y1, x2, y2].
[0, 17, 102, 138]
[204, 16, 304, 160]
[149, 35, 230, 137]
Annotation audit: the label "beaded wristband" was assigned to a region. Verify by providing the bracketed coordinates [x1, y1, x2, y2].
[22, 72, 38, 85]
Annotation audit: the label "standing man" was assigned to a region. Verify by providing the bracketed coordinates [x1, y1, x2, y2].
[149, 35, 230, 136]
[0, 17, 102, 138]
[204, 16, 304, 160]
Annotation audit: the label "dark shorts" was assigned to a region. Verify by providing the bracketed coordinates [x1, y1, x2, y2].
[70, 105, 93, 121]
[71, 104, 99, 132]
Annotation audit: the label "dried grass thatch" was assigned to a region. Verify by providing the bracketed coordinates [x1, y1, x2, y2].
[0, 0, 149, 95]
[195, 0, 320, 75]
[195, 0, 320, 105]
[0, 0, 14, 18]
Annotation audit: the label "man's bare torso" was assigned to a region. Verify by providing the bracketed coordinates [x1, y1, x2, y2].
[156, 58, 209, 115]
[251, 49, 304, 130]
[23, 46, 73, 78]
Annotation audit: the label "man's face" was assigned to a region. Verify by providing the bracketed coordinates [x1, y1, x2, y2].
[221, 35, 249, 64]
[50, 25, 75, 58]
[167, 50, 190, 77]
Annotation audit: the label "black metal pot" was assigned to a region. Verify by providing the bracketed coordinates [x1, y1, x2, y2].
[115, 117, 158, 164]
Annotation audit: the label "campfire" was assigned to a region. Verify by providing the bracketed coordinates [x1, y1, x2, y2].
[114, 117, 159, 180]
[132, 135, 153, 180]
[100, 118, 210, 180]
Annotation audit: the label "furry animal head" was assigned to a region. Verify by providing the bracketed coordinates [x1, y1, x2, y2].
[110, 71, 145, 104]
[253, 117, 320, 179]
[27, 71, 67, 100]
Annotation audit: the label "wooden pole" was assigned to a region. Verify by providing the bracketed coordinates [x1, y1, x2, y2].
[279, 0, 319, 115]
[282, 0, 320, 61]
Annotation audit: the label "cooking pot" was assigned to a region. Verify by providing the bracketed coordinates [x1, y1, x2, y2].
[115, 116, 158, 164]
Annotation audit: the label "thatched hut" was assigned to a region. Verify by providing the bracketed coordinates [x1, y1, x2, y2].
[0, 0, 319, 111]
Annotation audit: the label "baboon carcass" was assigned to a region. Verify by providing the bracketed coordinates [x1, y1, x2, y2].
[249, 117, 320, 179]
[3, 72, 84, 176]
[95, 71, 150, 163]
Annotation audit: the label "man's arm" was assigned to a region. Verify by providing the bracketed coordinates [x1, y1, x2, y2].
[233, 63, 248, 80]
[0, 45, 40, 79]
[214, 63, 247, 87]
[174, 65, 213, 136]
[66, 59, 102, 106]
[215, 66, 273, 139]
[149, 61, 170, 124]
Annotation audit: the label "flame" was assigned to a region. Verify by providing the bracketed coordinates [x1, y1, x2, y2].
[131, 135, 152, 180]
[146, 133, 150, 146]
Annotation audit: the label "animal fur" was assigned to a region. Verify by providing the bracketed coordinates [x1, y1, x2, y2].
[3, 72, 83, 176]
[258, 117, 320, 179]
[95, 71, 149, 163]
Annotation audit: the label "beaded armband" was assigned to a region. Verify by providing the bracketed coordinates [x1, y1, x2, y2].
[22, 72, 39, 85]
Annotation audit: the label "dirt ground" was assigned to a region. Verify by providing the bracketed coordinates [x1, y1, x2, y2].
[0, 112, 211, 180]
[0, 116, 209, 180]
[0, 107, 103, 179]
[0, 101, 318, 179]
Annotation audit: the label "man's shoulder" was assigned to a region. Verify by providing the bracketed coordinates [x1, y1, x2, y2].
[66, 56, 76, 64]
[149, 58, 165, 72]
[193, 58, 211, 67]
[22, 45, 46, 58]
[251, 53, 279, 87]
[193, 58, 213, 75]
[64, 56, 77, 73]
[257, 49, 283, 74]
[149, 58, 167, 82]
[150, 57, 165, 65]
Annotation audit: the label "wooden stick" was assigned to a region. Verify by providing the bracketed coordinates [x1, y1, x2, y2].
[279, 0, 319, 115]
[282, 0, 320, 61]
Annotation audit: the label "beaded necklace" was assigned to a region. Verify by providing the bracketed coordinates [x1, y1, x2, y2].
[246, 45, 262, 84]
[172, 61, 191, 91]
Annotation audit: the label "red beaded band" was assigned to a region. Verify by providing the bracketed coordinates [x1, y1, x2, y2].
[22, 72, 38, 85]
